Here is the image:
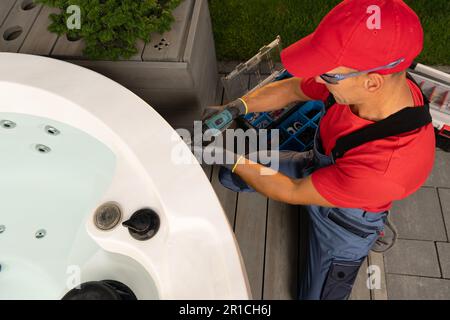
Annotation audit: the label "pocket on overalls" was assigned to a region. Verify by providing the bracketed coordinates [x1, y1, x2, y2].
[327, 208, 380, 239]
[320, 259, 364, 300]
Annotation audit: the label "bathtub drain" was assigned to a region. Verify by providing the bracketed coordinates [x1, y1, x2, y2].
[94, 202, 122, 231]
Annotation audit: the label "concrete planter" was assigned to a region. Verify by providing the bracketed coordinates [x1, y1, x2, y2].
[0, 0, 218, 128]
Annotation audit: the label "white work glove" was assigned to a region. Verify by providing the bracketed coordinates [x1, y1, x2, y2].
[192, 140, 246, 172]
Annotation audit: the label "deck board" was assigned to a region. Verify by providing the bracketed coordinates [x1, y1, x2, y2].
[50, 33, 86, 59]
[201, 164, 213, 181]
[0, 0, 17, 28]
[0, 0, 42, 52]
[231, 74, 269, 299]
[297, 206, 309, 296]
[19, 6, 59, 55]
[368, 252, 388, 300]
[263, 200, 299, 299]
[208, 77, 239, 227]
[234, 191, 268, 299]
[350, 258, 371, 300]
[211, 166, 238, 227]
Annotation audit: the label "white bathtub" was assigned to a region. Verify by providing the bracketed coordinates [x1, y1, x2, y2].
[0, 53, 251, 300]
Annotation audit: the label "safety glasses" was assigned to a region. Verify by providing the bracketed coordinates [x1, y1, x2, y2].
[319, 58, 406, 84]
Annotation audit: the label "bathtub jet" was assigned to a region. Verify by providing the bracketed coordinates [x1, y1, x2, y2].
[0, 53, 251, 300]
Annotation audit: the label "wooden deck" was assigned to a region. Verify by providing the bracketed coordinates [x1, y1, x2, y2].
[203, 72, 378, 300]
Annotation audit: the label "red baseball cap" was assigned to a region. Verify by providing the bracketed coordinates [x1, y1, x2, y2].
[281, 0, 423, 78]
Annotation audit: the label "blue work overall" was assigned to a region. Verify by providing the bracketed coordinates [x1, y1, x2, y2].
[218, 104, 388, 300]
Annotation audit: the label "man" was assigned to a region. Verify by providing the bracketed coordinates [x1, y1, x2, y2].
[202, 0, 435, 300]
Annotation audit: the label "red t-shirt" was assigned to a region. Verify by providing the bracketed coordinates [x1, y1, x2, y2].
[300, 77, 435, 212]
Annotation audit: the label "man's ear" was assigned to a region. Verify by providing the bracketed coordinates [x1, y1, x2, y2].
[364, 73, 384, 92]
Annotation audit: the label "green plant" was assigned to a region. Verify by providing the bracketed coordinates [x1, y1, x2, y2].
[36, 0, 182, 60]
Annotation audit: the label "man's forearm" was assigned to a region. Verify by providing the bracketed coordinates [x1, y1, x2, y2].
[233, 159, 334, 207]
[233, 159, 297, 203]
[242, 77, 308, 113]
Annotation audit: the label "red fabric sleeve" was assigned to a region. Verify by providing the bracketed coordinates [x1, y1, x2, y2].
[300, 77, 330, 102]
[311, 161, 405, 211]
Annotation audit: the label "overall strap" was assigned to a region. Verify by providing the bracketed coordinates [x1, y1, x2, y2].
[329, 73, 432, 161]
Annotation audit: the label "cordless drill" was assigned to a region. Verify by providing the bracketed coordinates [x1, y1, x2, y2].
[202, 98, 248, 137]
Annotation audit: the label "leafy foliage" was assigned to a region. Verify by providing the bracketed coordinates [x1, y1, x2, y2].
[36, 0, 182, 60]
